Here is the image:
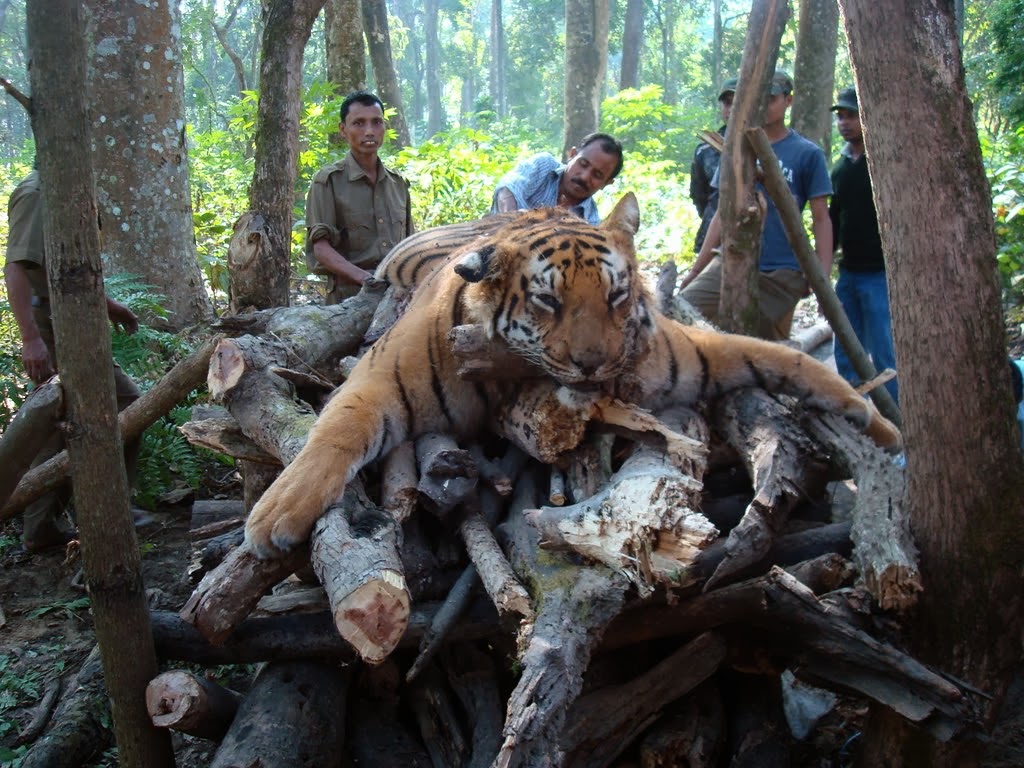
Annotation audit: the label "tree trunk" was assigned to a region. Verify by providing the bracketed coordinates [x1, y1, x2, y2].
[231, 0, 325, 312]
[26, 2, 175, 765]
[790, 0, 839, 153]
[717, 0, 789, 335]
[489, 0, 506, 117]
[83, 0, 212, 330]
[841, 0, 1024, 764]
[424, 0, 444, 138]
[562, 0, 609, 159]
[362, 0, 411, 148]
[619, 0, 643, 90]
[325, 0, 366, 95]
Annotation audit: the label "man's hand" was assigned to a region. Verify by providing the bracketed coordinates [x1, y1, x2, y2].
[22, 336, 54, 385]
[106, 299, 139, 335]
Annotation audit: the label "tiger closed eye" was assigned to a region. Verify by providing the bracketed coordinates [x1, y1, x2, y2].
[609, 288, 629, 306]
[532, 293, 561, 312]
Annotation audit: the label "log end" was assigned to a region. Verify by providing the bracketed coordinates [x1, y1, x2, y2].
[334, 572, 411, 665]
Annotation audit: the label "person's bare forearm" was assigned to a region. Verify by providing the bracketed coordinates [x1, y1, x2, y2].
[680, 211, 721, 288]
[3, 262, 42, 344]
[312, 239, 372, 285]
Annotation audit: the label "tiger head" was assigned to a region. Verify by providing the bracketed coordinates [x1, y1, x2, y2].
[454, 192, 655, 388]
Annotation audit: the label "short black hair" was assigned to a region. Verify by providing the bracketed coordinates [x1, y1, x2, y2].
[578, 132, 625, 180]
[340, 90, 384, 123]
[1010, 358, 1023, 404]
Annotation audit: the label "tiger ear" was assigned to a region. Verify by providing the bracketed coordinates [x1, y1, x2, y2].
[601, 192, 640, 236]
[454, 244, 497, 283]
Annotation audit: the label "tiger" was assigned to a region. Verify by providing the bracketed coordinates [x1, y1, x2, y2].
[245, 192, 901, 558]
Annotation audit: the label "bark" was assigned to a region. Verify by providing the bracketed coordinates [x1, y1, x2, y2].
[409, 664, 470, 768]
[790, 0, 839, 153]
[619, 0, 643, 90]
[489, 0, 506, 117]
[637, 681, 725, 767]
[26, 5, 174, 764]
[83, 0, 211, 329]
[210, 661, 349, 768]
[145, 670, 242, 740]
[361, 0, 411, 147]
[562, 0, 609, 159]
[231, 0, 325, 311]
[841, 2, 1024, 762]
[0, 379, 62, 504]
[443, 643, 505, 768]
[424, 0, 444, 138]
[717, 0, 788, 335]
[325, 0, 366, 94]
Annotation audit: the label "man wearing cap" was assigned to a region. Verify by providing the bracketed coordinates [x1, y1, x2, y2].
[829, 86, 898, 403]
[680, 71, 833, 341]
[689, 78, 736, 251]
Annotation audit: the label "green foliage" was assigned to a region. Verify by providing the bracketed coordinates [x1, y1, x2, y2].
[990, 0, 1024, 126]
[25, 596, 91, 622]
[0, 651, 53, 765]
[988, 128, 1024, 299]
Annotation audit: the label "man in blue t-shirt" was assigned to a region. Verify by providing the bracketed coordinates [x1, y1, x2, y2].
[679, 72, 833, 340]
[490, 133, 624, 225]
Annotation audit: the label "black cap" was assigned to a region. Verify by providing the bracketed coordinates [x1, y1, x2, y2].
[769, 71, 794, 95]
[831, 87, 858, 112]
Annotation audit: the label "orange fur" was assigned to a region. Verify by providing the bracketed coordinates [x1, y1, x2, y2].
[245, 193, 900, 557]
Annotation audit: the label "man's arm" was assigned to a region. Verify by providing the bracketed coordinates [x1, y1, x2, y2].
[305, 171, 372, 287]
[679, 209, 722, 289]
[105, 297, 139, 335]
[809, 195, 833, 278]
[3, 261, 52, 384]
[311, 239, 373, 286]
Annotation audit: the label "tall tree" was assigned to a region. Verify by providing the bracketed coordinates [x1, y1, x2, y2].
[840, 0, 1024, 764]
[26, 1, 175, 764]
[83, 0, 212, 330]
[790, 0, 839, 152]
[620, 0, 643, 90]
[325, 0, 366, 95]
[425, 0, 444, 138]
[562, 0, 609, 159]
[362, 0, 411, 147]
[490, 0, 507, 116]
[229, 0, 326, 311]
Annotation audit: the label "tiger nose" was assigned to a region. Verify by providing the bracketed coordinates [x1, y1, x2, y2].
[571, 347, 606, 376]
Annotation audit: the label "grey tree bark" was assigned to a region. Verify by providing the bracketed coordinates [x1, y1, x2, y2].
[25, 1, 175, 765]
[619, 0, 643, 90]
[229, 0, 326, 312]
[489, 0, 506, 117]
[425, 0, 444, 138]
[84, 0, 212, 330]
[325, 0, 366, 95]
[362, 0, 411, 147]
[841, 0, 1024, 764]
[790, 0, 839, 153]
[562, 0, 609, 160]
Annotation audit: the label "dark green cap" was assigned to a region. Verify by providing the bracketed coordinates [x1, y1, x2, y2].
[769, 71, 794, 95]
[831, 86, 858, 112]
[717, 78, 738, 101]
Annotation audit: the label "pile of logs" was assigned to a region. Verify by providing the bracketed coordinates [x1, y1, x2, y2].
[0, 274, 984, 766]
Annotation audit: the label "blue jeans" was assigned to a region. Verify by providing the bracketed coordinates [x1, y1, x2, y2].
[833, 268, 898, 403]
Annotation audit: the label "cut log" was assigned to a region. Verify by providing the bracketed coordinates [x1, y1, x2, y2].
[2, 336, 218, 519]
[704, 388, 830, 590]
[415, 432, 479, 519]
[145, 669, 242, 741]
[0, 379, 63, 505]
[209, 660, 349, 768]
[180, 542, 309, 646]
[382, 440, 419, 523]
[560, 631, 728, 768]
[461, 495, 533, 624]
[179, 414, 278, 464]
[310, 479, 410, 665]
[803, 411, 920, 611]
[448, 323, 544, 381]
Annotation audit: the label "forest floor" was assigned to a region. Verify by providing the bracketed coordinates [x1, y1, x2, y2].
[1, 296, 1023, 767]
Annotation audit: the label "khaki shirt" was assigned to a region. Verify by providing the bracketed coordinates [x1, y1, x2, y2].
[4, 170, 49, 301]
[304, 153, 414, 274]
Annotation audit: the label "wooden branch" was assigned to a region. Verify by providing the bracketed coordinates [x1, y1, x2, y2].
[803, 411, 920, 611]
[0, 379, 62, 504]
[461, 493, 533, 623]
[560, 631, 727, 767]
[415, 432, 479, 519]
[448, 323, 544, 381]
[310, 480, 410, 665]
[382, 440, 419, 523]
[1, 336, 219, 520]
[210, 661, 349, 768]
[443, 643, 505, 768]
[146, 670, 242, 740]
[746, 126, 901, 426]
[637, 682, 725, 767]
[0, 76, 32, 113]
[704, 388, 830, 590]
[409, 663, 470, 767]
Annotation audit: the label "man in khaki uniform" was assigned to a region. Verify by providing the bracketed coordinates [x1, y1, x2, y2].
[304, 90, 414, 304]
[4, 169, 141, 552]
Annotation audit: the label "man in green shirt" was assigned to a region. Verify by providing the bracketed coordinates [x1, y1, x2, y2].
[304, 91, 415, 304]
[4, 169, 141, 552]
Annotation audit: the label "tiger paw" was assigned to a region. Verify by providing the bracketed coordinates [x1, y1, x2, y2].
[244, 464, 336, 559]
